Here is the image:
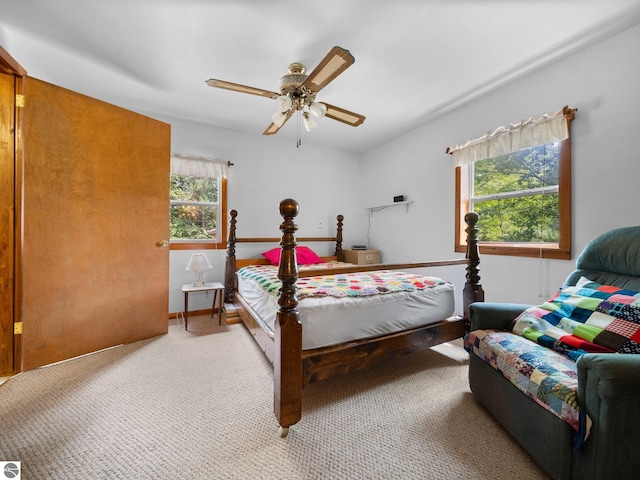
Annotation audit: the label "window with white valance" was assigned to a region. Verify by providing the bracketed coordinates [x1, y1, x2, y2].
[447, 108, 570, 167]
[448, 106, 576, 259]
[169, 154, 230, 249]
[170, 154, 229, 178]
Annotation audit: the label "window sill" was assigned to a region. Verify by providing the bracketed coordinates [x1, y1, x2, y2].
[455, 242, 570, 260]
[170, 241, 224, 251]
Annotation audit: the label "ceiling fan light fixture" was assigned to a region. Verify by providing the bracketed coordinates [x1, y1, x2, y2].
[272, 111, 288, 127]
[302, 113, 317, 132]
[275, 95, 292, 112]
[309, 101, 327, 118]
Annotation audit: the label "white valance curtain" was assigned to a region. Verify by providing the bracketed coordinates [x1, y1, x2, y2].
[447, 108, 570, 167]
[170, 154, 229, 178]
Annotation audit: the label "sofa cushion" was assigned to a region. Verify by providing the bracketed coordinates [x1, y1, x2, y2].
[465, 329, 584, 433]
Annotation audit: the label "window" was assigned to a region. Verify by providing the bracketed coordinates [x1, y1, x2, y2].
[170, 175, 220, 240]
[450, 107, 576, 259]
[472, 142, 560, 242]
[169, 155, 228, 250]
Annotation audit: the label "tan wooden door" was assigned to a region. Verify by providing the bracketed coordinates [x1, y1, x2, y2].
[21, 77, 171, 370]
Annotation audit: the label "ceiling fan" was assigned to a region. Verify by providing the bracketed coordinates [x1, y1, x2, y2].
[206, 46, 366, 136]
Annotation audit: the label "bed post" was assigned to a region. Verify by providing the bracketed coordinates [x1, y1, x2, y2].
[224, 209, 238, 303]
[463, 212, 484, 329]
[334, 214, 344, 261]
[274, 198, 302, 437]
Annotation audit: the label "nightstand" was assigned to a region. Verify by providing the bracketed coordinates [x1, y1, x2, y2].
[181, 282, 225, 330]
[343, 249, 381, 265]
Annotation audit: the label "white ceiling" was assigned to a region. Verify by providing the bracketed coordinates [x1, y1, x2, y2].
[2, 0, 640, 153]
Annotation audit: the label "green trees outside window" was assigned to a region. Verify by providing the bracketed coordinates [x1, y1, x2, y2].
[472, 143, 559, 243]
[170, 174, 219, 241]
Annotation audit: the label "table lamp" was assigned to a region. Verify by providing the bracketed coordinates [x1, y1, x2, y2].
[186, 253, 212, 287]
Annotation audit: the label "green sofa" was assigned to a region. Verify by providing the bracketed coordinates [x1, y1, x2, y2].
[465, 225, 640, 480]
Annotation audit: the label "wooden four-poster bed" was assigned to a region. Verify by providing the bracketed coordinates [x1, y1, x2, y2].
[224, 198, 484, 436]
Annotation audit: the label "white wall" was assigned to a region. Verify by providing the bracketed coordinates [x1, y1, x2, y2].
[162, 119, 365, 313]
[361, 23, 640, 306]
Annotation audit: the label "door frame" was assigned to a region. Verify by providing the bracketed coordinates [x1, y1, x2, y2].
[0, 47, 26, 375]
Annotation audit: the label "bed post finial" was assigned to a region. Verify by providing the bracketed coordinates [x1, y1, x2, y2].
[224, 209, 238, 303]
[335, 214, 344, 261]
[278, 199, 299, 292]
[274, 198, 302, 435]
[279, 198, 299, 219]
[463, 212, 484, 328]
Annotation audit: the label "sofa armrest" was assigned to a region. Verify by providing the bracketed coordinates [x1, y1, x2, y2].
[468, 302, 530, 331]
[575, 354, 640, 478]
[578, 354, 640, 401]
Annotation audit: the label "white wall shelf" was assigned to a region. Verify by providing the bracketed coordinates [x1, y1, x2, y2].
[365, 200, 413, 214]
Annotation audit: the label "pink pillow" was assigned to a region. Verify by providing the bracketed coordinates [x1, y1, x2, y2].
[261, 246, 325, 266]
[261, 247, 281, 265]
[296, 246, 325, 265]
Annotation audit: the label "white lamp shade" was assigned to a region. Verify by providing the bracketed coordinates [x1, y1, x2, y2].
[271, 111, 288, 127]
[309, 101, 327, 118]
[186, 253, 212, 271]
[302, 114, 317, 132]
[275, 95, 292, 112]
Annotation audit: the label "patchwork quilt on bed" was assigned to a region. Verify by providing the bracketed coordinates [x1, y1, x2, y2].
[512, 276, 640, 360]
[236, 263, 451, 299]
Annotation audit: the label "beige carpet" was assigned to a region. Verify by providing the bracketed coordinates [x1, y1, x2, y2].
[0, 315, 551, 479]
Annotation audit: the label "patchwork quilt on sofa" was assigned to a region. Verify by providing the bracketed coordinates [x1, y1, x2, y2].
[465, 329, 584, 435]
[465, 276, 640, 447]
[512, 276, 640, 359]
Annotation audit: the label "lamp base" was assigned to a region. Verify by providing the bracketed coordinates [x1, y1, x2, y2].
[193, 270, 205, 287]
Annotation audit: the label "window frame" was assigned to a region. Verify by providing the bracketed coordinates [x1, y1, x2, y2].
[170, 177, 228, 251]
[454, 112, 574, 260]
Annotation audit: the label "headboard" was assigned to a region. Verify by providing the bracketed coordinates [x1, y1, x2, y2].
[224, 209, 344, 302]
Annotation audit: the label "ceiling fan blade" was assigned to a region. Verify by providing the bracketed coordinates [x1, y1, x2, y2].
[263, 111, 293, 135]
[205, 79, 279, 99]
[323, 103, 365, 127]
[302, 46, 355, 93]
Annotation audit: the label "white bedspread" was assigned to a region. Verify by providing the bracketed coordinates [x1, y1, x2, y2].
[237, 268, 455, 350]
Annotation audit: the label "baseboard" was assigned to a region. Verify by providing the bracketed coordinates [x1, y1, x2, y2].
[169, 305, 241, 325]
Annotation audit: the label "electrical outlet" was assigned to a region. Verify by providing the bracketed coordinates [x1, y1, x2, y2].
[317, 221, 323, 229]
